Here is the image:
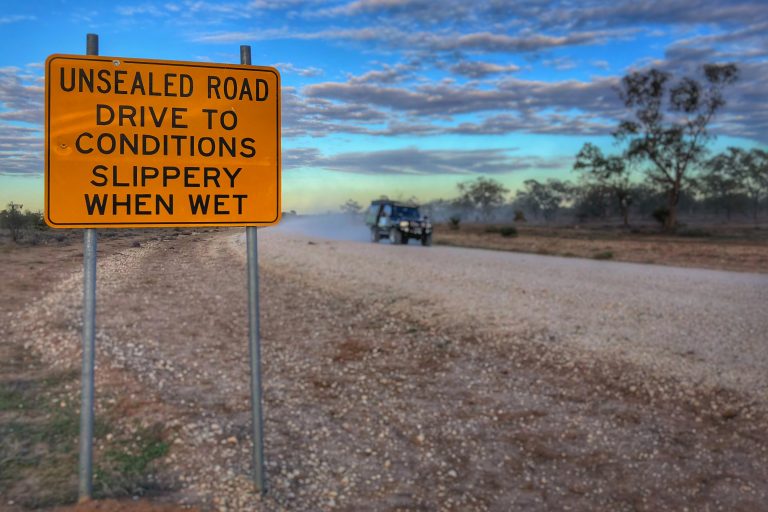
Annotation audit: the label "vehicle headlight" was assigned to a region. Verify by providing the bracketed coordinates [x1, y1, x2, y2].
[400, 221, 409, 228]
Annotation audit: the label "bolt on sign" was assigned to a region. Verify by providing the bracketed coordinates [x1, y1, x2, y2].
[45, 55, 281, 227]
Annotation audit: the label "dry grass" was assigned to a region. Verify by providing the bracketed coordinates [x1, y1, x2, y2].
[0, 230, 176, 510]
[435, 222, 768, 273]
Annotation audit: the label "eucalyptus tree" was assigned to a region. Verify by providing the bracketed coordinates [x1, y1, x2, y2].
[614, 64, 738, 229]
[515, 179, 573, 222]
[456, 177, 509, 221]
[706, 147, 768, 221]
[573, 143, 633, 226]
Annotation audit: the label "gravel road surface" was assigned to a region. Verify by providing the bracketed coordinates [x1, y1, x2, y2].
[265, 220, 768, 398]
[9, 226, 768, 511]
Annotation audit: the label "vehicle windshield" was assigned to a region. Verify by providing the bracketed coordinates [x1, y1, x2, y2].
[392, 206, 421, 220]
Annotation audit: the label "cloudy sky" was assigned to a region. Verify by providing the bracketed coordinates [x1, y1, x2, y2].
[1, 0, 766, 213]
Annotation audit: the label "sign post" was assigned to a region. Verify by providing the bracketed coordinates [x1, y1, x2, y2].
[78, 33, 98, 503]
[242, 44, 268, 495]
[45, 36, 280, 499]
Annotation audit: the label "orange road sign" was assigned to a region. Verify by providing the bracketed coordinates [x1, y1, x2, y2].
[45, 55, 281, 228]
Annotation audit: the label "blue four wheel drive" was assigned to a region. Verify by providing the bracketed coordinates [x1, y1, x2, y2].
[365, 200, 433, 246]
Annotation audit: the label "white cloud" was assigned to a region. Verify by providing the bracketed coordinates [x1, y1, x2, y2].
[284, 146, 569, 176]
[0, 15, 35, 24]
[274, 62, 324, 77]
[450, 61, 521, 79]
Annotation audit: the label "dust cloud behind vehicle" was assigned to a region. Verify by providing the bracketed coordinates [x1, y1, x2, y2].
[276, 213, 372, 242]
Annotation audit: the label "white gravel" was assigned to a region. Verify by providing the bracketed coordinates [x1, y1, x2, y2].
[8, 226, 768, 510]
[261, 222, 768, 399]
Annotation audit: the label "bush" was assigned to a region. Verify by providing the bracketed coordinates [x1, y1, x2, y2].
[677, 228, 712, 238]
[484, 225, 500, 233]
[0, 205, 24, 242]
[449, 216, 461, 230]
[0, 204, 45, 242]
[500, 226, 518, 237]
[0, 203, 46, 243]
[514, 210, 527, 222]
[651, 207, 670, 226]
[593, 251, 614, 260]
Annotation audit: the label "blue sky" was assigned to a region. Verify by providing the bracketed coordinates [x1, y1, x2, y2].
[1, 0, 766, 213]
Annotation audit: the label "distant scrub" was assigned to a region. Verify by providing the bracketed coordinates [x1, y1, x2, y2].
[483, 225, 517, 237]
[652, 207, 671, 226]
[677, 228, 713, 238]
[500, 226, 518, 237]
[0, 204, 46, 243]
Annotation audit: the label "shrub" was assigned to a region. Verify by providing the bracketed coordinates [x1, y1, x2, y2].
[500, 226, 518, 237]
[0, 205, 45, 242]
[677, 228, 712, 238]
[484, 225, 500, 233]
[0, 205, 25, 242]
[449, 216, 461, 230]
[651, 207, 670, 226]
[514, 210, 527, 222]
[593, 251, 614, 260]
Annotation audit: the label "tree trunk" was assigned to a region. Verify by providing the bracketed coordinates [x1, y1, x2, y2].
[665, 186, 679, 231]
[666, 204, 677, 230]
[618, 195, 629, 227]
[754, 194, 760, 223]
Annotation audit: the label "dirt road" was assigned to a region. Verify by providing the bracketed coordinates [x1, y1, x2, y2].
[262, 225, 768, 396]
[10, 228, 768, 510]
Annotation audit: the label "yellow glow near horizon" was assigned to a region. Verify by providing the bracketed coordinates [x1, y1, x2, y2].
[0, 175, 45, 213]
[2, 168, 570, 216]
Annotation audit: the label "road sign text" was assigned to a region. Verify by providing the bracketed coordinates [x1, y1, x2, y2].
[46, 55, 281, 228]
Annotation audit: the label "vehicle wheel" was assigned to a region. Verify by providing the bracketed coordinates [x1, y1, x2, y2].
[389, 229, 402, 245]
[421, 233, 432, 246]
[370, 227, 379, 243]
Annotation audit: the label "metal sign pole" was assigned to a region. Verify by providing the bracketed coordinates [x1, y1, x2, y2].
[241, 44, 267, 495]
[78, 33, 98, 502]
